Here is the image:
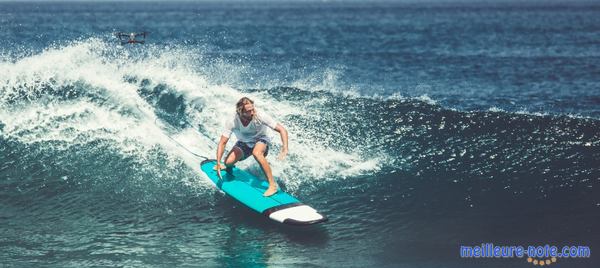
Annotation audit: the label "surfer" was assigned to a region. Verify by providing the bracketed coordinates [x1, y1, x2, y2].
[215, 97, 289, 197]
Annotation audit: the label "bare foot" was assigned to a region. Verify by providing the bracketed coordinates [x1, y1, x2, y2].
[263, 186, 278, 197]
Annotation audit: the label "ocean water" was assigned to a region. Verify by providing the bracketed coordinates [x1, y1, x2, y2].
[1, 1, 599, 267]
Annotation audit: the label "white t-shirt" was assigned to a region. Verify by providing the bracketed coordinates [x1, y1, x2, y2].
[221, 110, 279, 145]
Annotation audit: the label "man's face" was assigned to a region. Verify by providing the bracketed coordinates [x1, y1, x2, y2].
[241, 103, 255, 119]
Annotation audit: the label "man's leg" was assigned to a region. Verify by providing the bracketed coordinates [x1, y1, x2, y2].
[252, 142, 277, 197]
[223, 147, 244, 175]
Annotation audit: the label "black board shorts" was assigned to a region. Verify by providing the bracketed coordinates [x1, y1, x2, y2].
[234, 139, 269, 160]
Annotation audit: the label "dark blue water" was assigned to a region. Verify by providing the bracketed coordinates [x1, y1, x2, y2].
[1, 1, 599, 267]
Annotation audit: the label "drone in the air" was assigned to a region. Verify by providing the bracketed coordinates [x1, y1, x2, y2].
[114, 32, 148, 45]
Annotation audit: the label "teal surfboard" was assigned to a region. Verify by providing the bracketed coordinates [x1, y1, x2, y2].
[200, 159, 327, 225]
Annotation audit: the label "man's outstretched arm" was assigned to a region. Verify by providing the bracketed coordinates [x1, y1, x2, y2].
[274, 124, 288, 160]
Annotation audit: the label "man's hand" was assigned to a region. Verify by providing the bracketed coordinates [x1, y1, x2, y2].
[277, 148, 288, 161]
[216, 135, 230, 180]
[214, 162, 225, 179]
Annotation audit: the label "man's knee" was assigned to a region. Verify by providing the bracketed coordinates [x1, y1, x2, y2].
[224, 158, 236, 166]
[252, 149, 265, 160]
[226, 147, 243, 165]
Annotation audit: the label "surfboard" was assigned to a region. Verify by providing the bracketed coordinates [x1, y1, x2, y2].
[200, 159, 327, 225]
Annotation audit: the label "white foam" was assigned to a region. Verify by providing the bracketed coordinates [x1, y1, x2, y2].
[487, 106, 505, 113]
[1, 38, 385, 191]
[290, 68, 361, 97]
[416, 94, 437, 105]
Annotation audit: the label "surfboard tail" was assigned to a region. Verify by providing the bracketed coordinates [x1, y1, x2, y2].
[263, 203, 328, 225]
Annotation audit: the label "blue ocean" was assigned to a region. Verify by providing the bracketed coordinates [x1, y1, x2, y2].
[1, 1, 598, 267]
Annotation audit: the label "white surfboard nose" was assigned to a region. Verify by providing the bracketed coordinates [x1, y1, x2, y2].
[267, 204, 328, 225]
